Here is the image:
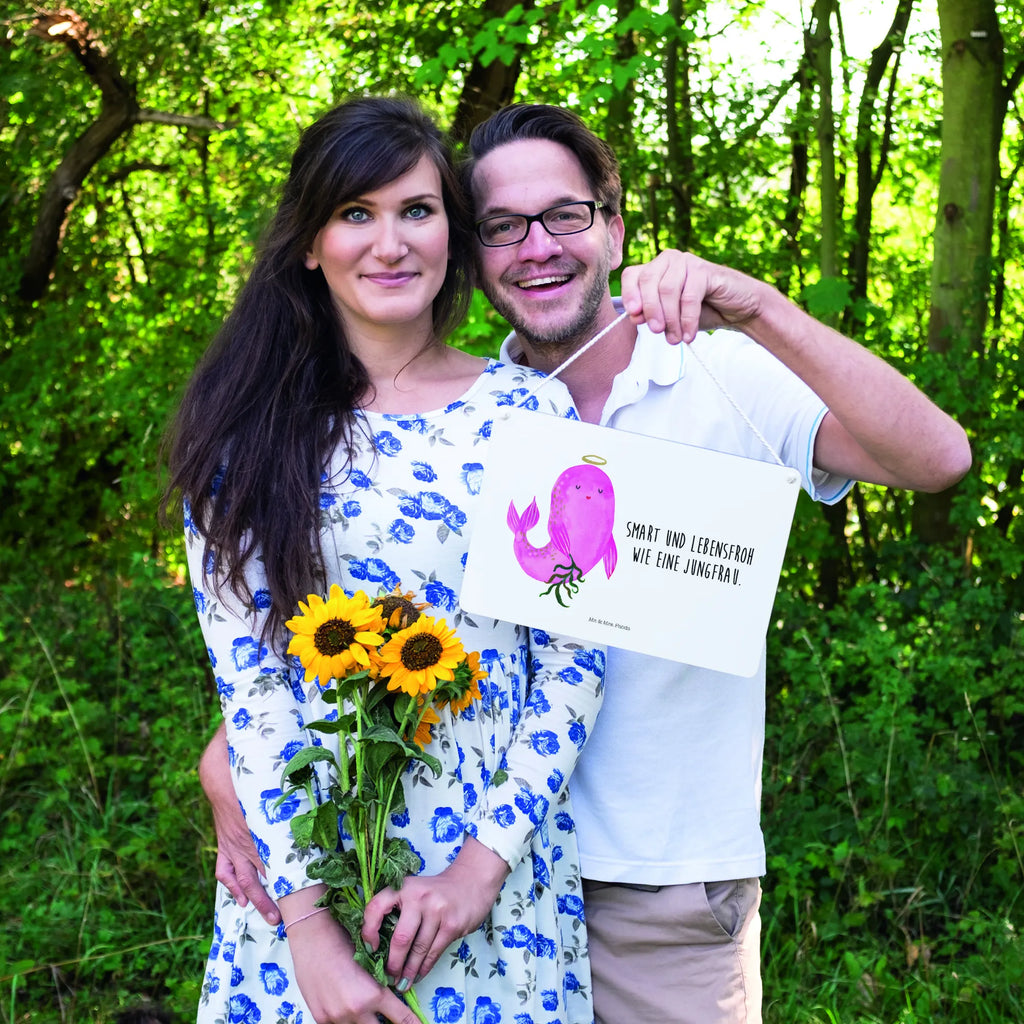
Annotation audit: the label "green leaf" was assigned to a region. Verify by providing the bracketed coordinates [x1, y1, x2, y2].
[334, 902, 370, 952]
[301, 716, 351, 734]
[281, 745, 338, 787]
[308, 850, 362, 890]
[363, 722, 406, 745]
[364, 740, 409, 783]
[289, 809, 317, 849]
[612, 63, 635, 91]
[379, 837, 422, 891]
[311, 801, 341, 850]
[470, 26, 495, 56]
[387, 784, 408, 819]
[353, 943, 388, 984]
[410, 748, 443, 777]
[801, 276, 853, 319]
[364, 681, 400, 715]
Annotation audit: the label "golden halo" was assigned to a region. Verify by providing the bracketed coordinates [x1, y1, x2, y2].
[582, 454, 607, 465]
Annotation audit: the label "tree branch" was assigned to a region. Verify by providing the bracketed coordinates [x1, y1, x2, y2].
[104, 161, 174, 184]
[28, 8, 135, 105]
[136, 109, 232, 131]
[19, 9, 137, 300]
[18, 8, 232, 302]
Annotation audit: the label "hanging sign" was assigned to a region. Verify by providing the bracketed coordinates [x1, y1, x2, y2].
[461, 409, 801, 676]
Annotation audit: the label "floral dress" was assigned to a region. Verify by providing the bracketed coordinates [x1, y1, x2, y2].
[188, 360, 605, 1024]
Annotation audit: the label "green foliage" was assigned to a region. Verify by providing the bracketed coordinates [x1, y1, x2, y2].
[803, 276, 855, 320]
[761, 539, 1024, 1022]
[1, 0, 1022, 1020]
[0, 557, 214, 1022]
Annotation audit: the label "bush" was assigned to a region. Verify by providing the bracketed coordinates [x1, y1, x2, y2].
[0, 555, 216, 1022]
[761, 538, 1024, 1023]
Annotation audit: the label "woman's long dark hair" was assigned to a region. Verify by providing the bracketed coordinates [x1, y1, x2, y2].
[162, 97, 475, 643]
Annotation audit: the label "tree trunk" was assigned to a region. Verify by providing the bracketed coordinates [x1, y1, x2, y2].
[805, 0, 851, 605]
[806, 0, 839, 282]
[17, 8, 231, 302]
[664, 0, 693, 250]
[18, 11, 139, 301]
[449, 0, 534, 144]
[606, 0, 638, 153]
[847, 0, 914, 308]
[913, 0, 1004, 545]
[783, 65, 811, 299]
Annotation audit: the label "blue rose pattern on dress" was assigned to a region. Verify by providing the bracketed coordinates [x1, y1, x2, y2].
[191, 361, 602, 1024]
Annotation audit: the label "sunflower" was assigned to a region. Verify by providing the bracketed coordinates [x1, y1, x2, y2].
[376, 616, 465, 696]
[447, 650, 486, 716]
[410, 703, 441, 749]
[285, 585, 386, 684]
[372, 585, 427, 630]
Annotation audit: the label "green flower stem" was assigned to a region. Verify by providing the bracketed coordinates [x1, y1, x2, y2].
[402, 985, 429, 1024]
[351, 688, 374, 903]
[371, 694, 427, 876]
[336, 725, 351, 793]
[373, 770, 404, 879]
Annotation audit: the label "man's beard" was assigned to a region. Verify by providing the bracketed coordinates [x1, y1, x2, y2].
[481, 260, 611, 356]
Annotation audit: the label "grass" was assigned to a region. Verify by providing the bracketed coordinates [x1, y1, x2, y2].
[1, 549, 1020, 1023]
[0, 563, 213, 1023]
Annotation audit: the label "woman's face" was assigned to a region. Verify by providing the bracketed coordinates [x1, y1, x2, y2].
[305, 154, 450, 340]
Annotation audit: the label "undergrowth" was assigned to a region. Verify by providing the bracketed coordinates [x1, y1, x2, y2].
[761, 539, 1024, 1022]
[0, 555, 213, 1023]
[1, 533, 1020, 1023]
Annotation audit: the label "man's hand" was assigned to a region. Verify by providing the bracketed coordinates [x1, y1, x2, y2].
[621, 249, 971, 492]
[620, 249, 763, 345]
[361, 836, 510, 991]
[199, 723, 282, 926]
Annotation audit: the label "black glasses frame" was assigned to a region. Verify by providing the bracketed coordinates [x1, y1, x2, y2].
[474, 200, 607, 247]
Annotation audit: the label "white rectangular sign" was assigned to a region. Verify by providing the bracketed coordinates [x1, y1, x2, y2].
[461, 410, 801, 677]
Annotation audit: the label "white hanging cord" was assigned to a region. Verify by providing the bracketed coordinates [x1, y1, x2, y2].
[681, 342, 786, 467]
[518, 311, 631, 397]
[512, 310, 786, 467]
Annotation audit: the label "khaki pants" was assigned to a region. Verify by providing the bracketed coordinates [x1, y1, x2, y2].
[582, 878, 762, 1024]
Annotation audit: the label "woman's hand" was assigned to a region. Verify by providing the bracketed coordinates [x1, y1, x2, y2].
[361, 836, 510, 991]
[285, 906, 422, 1024]
[199, 723, 282, 925]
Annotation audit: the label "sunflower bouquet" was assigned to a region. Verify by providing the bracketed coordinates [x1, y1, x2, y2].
[278, 583, 485, 1020]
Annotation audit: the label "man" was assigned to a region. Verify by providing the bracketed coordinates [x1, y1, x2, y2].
[202, 104, 970, 1023]
[457, 104, 969, 1023]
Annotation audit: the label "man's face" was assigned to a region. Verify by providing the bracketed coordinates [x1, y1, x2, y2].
[470, 139, 624, 353]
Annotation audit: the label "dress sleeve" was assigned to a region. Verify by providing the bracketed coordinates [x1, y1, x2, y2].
[184, 505, 323, 897]
[462, 367, 605, 869]
[467, 631, 605, 870]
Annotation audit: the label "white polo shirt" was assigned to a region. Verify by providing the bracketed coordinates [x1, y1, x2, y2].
[500, 310, 852, 884]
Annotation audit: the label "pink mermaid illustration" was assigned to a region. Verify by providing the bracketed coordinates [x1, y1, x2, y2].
[507, 455, 617, 605]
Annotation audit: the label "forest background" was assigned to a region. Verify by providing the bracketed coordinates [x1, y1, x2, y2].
[1, 0, 1021, 1021]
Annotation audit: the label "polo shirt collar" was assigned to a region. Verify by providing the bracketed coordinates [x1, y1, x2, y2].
[594, 298, 686, 420]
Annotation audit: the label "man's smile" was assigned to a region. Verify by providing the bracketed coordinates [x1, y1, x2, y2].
[515, 274, 573, 290]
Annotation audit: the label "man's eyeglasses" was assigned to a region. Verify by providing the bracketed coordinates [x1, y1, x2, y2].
[475, 200, 607, 248]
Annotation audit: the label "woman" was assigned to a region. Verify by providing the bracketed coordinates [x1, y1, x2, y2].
[164, 97, 604, 1024]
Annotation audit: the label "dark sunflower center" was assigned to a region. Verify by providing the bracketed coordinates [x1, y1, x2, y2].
[400, 634, 444, 671]
[314, 618, 357, 656]
[375, 595, 421, 629]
